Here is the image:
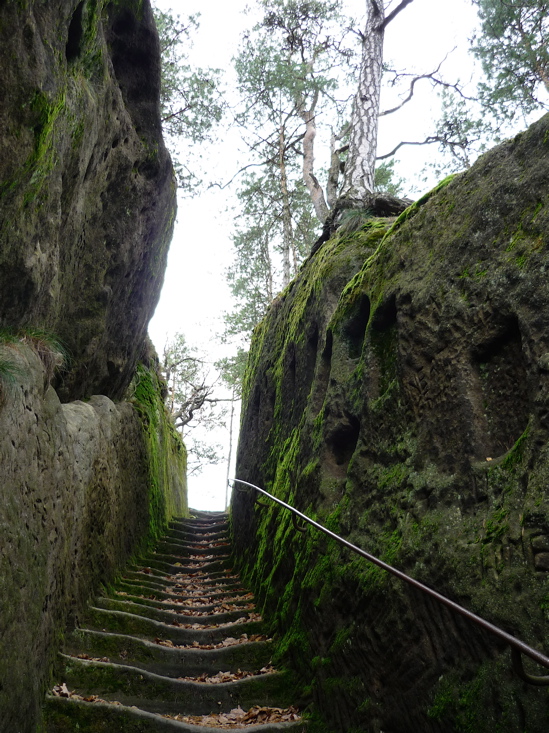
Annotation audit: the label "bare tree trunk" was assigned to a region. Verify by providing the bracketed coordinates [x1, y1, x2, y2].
[260, 233, 274, 302]
[326, 126, 349, 209]
[340, 0, 385, 203]
[299, 90, 330, 222]
[278, 119, 293, 287]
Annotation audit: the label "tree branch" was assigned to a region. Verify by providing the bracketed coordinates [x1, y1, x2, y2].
[382, 0, 416, 30]
[376, 135, 461, 160]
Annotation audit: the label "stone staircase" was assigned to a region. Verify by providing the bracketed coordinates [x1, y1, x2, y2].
[44, 511, 305, 731]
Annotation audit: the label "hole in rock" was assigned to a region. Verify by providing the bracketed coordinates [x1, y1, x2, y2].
[371, 293, 397, 332]
[343, 293, 371, 359]
[312, 330, 333, 414]
[326, 414, 360, 468]
[66, 2, 85, 62]
[284, 342, 297, 393]
[472, 316, 529, 457]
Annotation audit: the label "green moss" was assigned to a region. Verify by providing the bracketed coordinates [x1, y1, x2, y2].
[501, 427, 529, 470]
[382, 173, 459, 239]
[426, 661, 529, 733]
[130, 364, 188, 547]
[22, 90, 67, 206]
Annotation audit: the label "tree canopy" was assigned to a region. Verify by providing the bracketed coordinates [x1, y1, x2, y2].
[153, 7, 224, 190]
[471, 0, 549, 120]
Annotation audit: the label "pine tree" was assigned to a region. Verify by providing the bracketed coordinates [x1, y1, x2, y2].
[471, 0, 549, 121]
[153, 7, 224, 190]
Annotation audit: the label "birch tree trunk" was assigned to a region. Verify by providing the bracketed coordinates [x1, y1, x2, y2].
[340, 0, 385, 203]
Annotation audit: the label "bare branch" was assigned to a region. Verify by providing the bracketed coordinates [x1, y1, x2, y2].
[382, 0, 416, 30]
[380, 51, 479, 117]
[376, 135, 461, 160]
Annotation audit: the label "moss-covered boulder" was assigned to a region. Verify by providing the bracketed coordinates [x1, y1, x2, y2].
[0, 0, 175, 401]
[232, 114, 549, 732]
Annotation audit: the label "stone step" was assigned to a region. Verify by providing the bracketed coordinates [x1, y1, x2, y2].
[111, 592, 253, 613]
[94, 597, 256, 627]
[128, 557, 232, 576]
[165, 524, 229, 537]
[57, 654, 294, 715]
[46, 515, 304, 730]
[172, 514, 228, 527]
[114, 580, 247, 603]
[154, 541, 231, 557]
[83, 605, 264, 644]
[166, 527, 229, 543]
[120, 570, 243, 591]
[64, 628, 274, 677]
[145, 550, 231, 566]
[44, 695, 306, 731]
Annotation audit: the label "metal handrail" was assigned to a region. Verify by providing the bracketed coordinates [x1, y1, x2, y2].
[231, 477, 549, 685]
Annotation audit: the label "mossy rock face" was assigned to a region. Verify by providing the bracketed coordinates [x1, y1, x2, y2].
[0, 0, 176, 401]
[232, 114, 549, 732]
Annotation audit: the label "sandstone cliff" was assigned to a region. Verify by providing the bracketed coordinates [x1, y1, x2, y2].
[233, 113, 549, 732]
[0, 0, 175, 401]
[0, 345, 186, 731]
[0, 2, 186, 731]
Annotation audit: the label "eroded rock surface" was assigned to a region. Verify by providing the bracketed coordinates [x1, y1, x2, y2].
[0, 345, 186, 732]
[233, 114, 549, 732]
[0, 0, 175, 401]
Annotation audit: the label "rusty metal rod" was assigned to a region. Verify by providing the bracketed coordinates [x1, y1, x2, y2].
[231, 478, 549, 674]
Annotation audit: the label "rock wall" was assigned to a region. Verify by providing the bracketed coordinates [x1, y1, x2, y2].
[0, 0, 175, 401]
[0, 344, 187, 732]
[232, 114, 549, 732]
[0, 2, 187, 730]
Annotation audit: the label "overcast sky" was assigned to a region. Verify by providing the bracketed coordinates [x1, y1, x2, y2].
[148, 0, 481, 511]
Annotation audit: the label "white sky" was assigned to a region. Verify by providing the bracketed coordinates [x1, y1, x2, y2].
[148, 0, 481, 511]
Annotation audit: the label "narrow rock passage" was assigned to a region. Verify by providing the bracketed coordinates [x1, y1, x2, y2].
[44, 511, 305, 731]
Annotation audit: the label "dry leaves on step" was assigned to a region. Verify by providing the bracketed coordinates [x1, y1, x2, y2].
[74, 653, 110, 663]
[52, 685, 122, 706]
[162, 705, 301, 728]
[174, 603, 255, 617]
[178, 666, 275, 684]
[170, 613, 261, 629]
[153, 633, 270, 650]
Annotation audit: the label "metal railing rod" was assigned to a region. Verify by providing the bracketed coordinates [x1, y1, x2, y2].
[231, 478, 549, 676]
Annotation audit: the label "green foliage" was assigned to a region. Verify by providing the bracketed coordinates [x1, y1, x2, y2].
[0, 356, 23, 405]
[224, 171, 317, 344]
[374, 159, 404, 195]
[225, 0, 359, 335]
[216, 348, 248, 399]
[153, 7, 224, 190]
[472, 0, 549, 120]
[18, 328, 68, 381]
[427, 89, 500, 177]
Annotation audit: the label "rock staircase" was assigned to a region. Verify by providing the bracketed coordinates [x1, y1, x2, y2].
[44, 511, 305, 731]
